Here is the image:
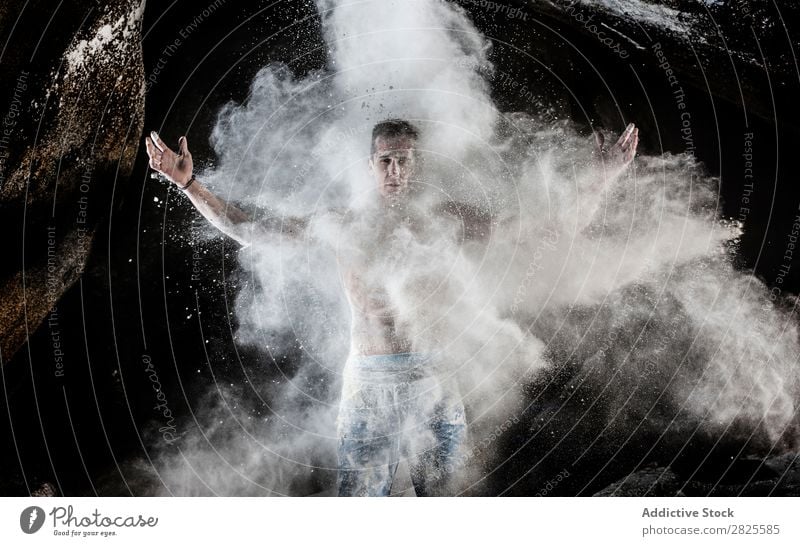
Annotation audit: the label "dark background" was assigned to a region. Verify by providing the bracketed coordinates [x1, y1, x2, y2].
[1, 0, 799, 496]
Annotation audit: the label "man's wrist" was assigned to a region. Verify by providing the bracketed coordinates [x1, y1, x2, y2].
[177, 173, 196, 191]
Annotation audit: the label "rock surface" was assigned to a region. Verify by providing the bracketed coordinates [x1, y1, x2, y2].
[503, 0, 799, 127]
[0, 0, 146, 362]
[595, 453, 800, 496]
[594, 465, 684, 496]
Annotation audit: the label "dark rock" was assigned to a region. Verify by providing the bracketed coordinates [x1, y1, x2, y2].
[0, 0, 146, 362]
[595, 452, 800, 496]
[497, 0, 799, 128]
[763, 451, 800, 491]
[30, 482, 57, 497]
[594, 465, 684, 496]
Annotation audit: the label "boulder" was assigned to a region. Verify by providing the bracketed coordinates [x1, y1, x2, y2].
[0, 0, 146, 362]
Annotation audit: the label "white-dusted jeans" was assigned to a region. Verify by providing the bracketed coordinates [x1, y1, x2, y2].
[336, 352, 467, 496]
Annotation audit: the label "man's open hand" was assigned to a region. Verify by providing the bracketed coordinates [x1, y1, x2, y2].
[145, 131, 193, 187]
[593, 122, 639, 179]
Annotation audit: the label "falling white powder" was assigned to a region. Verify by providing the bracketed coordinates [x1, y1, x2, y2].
[64, 1, 145, 78]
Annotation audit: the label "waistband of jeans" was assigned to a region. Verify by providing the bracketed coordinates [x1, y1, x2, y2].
[344, 351, 442, 381]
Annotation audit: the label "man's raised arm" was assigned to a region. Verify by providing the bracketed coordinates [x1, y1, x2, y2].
[577, 122, 639, 232]
[144, 131, 306, 246]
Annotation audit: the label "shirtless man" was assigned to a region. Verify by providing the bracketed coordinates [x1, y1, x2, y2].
[144, 119, 638, 495]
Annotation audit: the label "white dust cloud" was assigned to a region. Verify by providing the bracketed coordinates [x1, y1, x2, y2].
[147, 0, 798, 495]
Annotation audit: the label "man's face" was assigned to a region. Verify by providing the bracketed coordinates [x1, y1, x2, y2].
[369, 136, 416, 198]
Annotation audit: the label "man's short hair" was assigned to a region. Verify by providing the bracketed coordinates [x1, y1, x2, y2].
[370, 118, 419, 155]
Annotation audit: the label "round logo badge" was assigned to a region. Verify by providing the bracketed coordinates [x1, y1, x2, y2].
[20, 506, 45, 534]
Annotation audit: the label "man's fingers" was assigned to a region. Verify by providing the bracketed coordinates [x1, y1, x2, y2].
[619, 123, 634, 146]
[629, 131, 639, 160]
[145, 136, 157, 158]
[617, 123, 635, 148]
[621, 126, 639, 151]
[627, 128, 638, 150]
[150, 130, 166, 152]
[145, 136, 169, 166]
[622, 130, 639, 162]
